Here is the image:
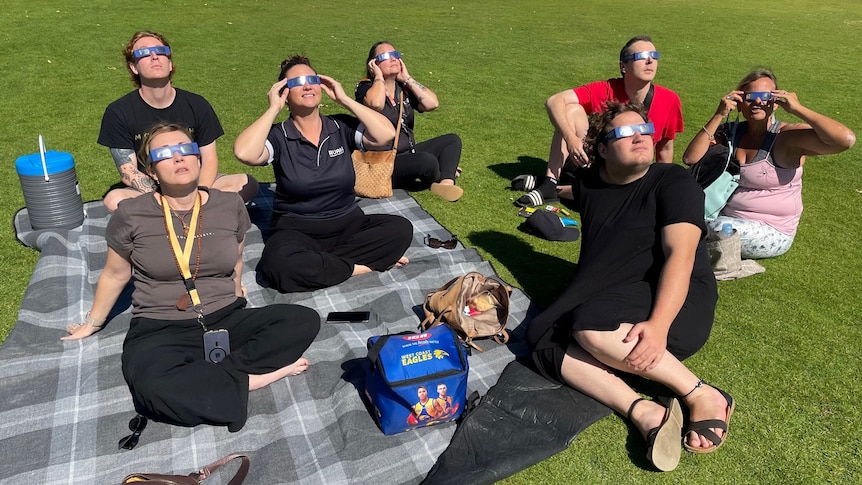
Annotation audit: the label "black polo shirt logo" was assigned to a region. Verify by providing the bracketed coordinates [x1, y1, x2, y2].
[328, 146, 345, 158]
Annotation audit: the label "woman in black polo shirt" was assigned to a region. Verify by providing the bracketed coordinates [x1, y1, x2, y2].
[235, 55, 412, 293]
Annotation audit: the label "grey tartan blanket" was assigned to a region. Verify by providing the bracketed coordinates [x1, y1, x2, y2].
[4, 187, 535, 485]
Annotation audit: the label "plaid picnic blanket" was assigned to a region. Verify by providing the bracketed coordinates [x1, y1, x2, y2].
[4, 187, 535, 485]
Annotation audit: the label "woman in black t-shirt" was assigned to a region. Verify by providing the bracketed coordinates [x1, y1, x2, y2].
[527, 103, 732, 471]
[355, 41, 463, 202]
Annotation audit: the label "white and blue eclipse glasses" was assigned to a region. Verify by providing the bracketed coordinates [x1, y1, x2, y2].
[132, 45, 172, 60]
[375, 51, 402, 62]
[622, 50, 660, 62]
[601, 122, 655, 142]
[285, 75, 321, 89]
[744, 91, 774, 102]
[148, 142, 200, 163]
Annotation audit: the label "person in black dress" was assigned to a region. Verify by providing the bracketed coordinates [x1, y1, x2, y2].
[527, 102, 734, 471]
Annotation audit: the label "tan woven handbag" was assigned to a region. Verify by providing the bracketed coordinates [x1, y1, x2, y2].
[352, 91, 403, 199]
[420, 272, 511, 352]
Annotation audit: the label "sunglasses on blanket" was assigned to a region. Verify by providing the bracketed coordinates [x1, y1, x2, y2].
[424, 234, 458, 249]
[118, 414, 148, 450]
[132, 45, 172, 59]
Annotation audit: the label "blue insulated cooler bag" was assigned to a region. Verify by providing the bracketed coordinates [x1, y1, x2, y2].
[365, 325, 469, 435]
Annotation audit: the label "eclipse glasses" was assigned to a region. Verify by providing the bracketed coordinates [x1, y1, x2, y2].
[149, 142, 200, 163]
[132, 45, 171, 60]
[285, 75, 321, 89]
[601, 122, 655, 142]
[622, 50, 660, 62]
[743, 91, 774, 102]
[375, 51, 402, 62]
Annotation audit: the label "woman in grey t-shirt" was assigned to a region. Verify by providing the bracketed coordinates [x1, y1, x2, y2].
[63, 122, 320, 433]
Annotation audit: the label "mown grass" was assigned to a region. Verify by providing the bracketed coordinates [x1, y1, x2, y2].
[1, 1, 860, 483]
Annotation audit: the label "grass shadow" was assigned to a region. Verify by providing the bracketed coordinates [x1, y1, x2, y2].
[486, 155, 548, 186]
[468, 229, 576, 309]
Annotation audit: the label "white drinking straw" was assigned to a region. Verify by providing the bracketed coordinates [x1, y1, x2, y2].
[38, 135, 50, 181]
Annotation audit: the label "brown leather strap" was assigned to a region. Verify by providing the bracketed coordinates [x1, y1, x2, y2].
[391, 90, 404, 149]
[188, 454, 250, 485]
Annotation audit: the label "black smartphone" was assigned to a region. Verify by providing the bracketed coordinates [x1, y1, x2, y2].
[203, 329, 230, 363]
[326, 311, 372, 323]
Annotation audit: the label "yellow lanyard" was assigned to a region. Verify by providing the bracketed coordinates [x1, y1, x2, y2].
[162, 193, 203, 313]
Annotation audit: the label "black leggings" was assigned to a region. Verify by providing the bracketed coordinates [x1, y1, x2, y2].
[122, 298, 320, 432]
[393, 133, 462, 189]
[258, 206, 413, 293]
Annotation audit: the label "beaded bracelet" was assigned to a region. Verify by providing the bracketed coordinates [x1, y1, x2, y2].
[84, 312, 106, 328]
[701, 125, 715, 141]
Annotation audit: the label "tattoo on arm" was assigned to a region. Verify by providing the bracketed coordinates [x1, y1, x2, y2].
[110, 148, 155, 193]
[410, 78, 427, 91]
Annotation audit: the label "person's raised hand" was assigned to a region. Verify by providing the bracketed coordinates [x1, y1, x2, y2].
[268, 80, 289, 111]
[318, 74, 346, 103]
[717, 91, 740, 117]
[772, 89, 801, 115]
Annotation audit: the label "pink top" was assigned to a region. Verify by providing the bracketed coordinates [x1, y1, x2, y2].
[722, 156, 803, 236]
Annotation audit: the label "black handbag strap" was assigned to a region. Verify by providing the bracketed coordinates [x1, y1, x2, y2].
[642, 84, 655, 111]
[391, 89, 404, 150]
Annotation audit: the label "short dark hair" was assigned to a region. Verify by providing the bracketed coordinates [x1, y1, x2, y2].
[584, 102, 650, 167]
[278, 54, 315, 81]
[619, 35, 653, 62]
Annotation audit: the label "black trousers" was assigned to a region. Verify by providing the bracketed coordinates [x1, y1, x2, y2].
[259, 206, 412, 293]
[121, 298, 320, 432]
[393, 133, 462, 189]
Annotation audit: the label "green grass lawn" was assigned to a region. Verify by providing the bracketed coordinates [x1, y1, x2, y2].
[1, 1, 860, 483]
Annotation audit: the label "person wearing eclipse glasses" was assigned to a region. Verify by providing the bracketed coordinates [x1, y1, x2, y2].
[512, 35, 683, 208]
[355, 41, 464, 202]
[234, 55, 412, 293]
[98, 31, 258, 213]
[527, 102, 729, 472]
[683, 68, 855, 259]
[64, 122, 320, 434]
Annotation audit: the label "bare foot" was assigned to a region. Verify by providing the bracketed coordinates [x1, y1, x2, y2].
[249, 357, 310, 391]
[629, 398, 668, 439]
[352, 264, 372, 276]
[683, 384, 730, 450]
[395, 256, 409, 267]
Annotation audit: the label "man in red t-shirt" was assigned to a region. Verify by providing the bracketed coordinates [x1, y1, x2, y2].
[513, 36, 684, 207]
